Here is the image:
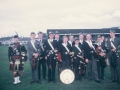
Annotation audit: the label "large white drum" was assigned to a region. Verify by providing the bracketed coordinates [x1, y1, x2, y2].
[60, 69, 75, 84]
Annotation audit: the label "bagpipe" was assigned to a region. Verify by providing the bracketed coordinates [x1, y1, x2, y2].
[70, 52, 74, 70]
[110, 41, 118, 68]
[110, 51, 118, 68]
[31, 42, 40, 70]
[10, 42, 27, 71]
[47, 49, 58, 69]
[96, 46, 107, 68]
[47, 50, 58, 60]
[76, 52, 84, 70]
[116, 45, 120, 58]
[32, 55, 39, 70]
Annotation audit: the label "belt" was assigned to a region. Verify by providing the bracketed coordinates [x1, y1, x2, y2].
[89, 51, 94, 53]
[63, 52, 69, 55]
[47, 50, 53, 52]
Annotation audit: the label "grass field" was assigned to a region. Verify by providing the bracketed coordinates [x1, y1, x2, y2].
[0, 46, 120, 90]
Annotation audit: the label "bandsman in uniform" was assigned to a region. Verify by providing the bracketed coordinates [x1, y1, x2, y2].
[83, 33, 101, 83]
[27, 32, 41, 84]
[8, 34, 27, 84]
[44, 31, 58, 83]
[37, 31, 47, 80]
[79, 33, 86, 77]
[72, 37, 84, 80]
[95, 35, 106, 80]
[54, 31, 62, 77]
[108, 30, 120, 84]
[68, 34, 75, 70]
[60, 35, 72, 70]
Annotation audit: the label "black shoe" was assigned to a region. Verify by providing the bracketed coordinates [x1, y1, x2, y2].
[47, 80, 50, 83]
[36, 81, 41, 84]
[95, 80, 102, 84]
[43, 77, 47, 80]
[109, 80, 116, 83]
[30, 81, 35, 84]
[101, 77, 105, 80]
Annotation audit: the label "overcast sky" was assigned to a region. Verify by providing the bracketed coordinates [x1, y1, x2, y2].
[0, 0, 120, 37]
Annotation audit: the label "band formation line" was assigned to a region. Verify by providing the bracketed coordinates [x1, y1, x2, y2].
[8, 30, 120, 85]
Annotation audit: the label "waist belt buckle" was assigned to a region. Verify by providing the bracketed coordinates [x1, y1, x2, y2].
[65, 52, 68, 55]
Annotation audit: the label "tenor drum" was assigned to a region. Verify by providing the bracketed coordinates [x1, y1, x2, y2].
[60, 69, 75, 84]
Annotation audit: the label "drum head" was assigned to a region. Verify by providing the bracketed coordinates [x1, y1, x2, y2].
[60, 69, 75, 84]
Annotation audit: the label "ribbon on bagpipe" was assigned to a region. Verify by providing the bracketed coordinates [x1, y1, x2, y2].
[96, 45, 107, 68]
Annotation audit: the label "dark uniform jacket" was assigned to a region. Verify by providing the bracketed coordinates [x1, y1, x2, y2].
[8, 42, 27, 62]
[60, 42, 72, 61]
[83, 41, 97, 60]
[44, 39, 58, 56]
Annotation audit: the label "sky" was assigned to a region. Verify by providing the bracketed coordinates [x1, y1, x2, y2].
[0, 0, 120, 37]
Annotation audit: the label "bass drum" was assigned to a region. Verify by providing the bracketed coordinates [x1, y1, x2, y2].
[60, 69, 75, 84]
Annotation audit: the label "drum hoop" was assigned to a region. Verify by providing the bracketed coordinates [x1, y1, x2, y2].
[60, 69, 75, 84]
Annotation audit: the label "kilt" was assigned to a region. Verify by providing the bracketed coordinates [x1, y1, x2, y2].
[9, 56, 24, 71]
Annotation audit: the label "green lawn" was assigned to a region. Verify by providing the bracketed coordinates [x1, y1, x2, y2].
[0, 46, 120, 90]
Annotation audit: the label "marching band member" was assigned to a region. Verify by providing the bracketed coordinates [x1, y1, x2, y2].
[8, 34, 27, 84]
[73, 37, 84, 81]
[54, 31, 62, 77]
[60, 35, 72, 70]
[27, 32, 41, 84]
[37, 31, 47, 80]
[79, 33, 86, 77]
[44, 31, 58, 83]
[95, 35, 106, 80]
[68, 34, 75, 70]
[108, 30, 120, 84]
[83, 33, 101, 83]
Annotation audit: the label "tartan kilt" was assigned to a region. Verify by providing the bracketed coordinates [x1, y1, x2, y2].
[9, 56, 24, 71]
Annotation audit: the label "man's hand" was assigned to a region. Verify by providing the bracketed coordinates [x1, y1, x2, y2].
[85, 59, 89, 63]
[99, 53, 106, 56]
[111, 48, 116, 52]
[54, 50, 58, 53]
[69, 52, 72, 55]
[60, 60, 62, 62]
[78, 56, 83, 59]
[34, 53, 38, 58]
[10, 62, 13, 64]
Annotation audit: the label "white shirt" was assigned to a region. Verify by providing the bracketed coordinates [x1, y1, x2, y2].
[30, 39, 37, 52]
[110, 36, 115, 42]
[79, 39, 83, 44]
[49, 39, 53, 42]
[68, 41, 72, 46]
